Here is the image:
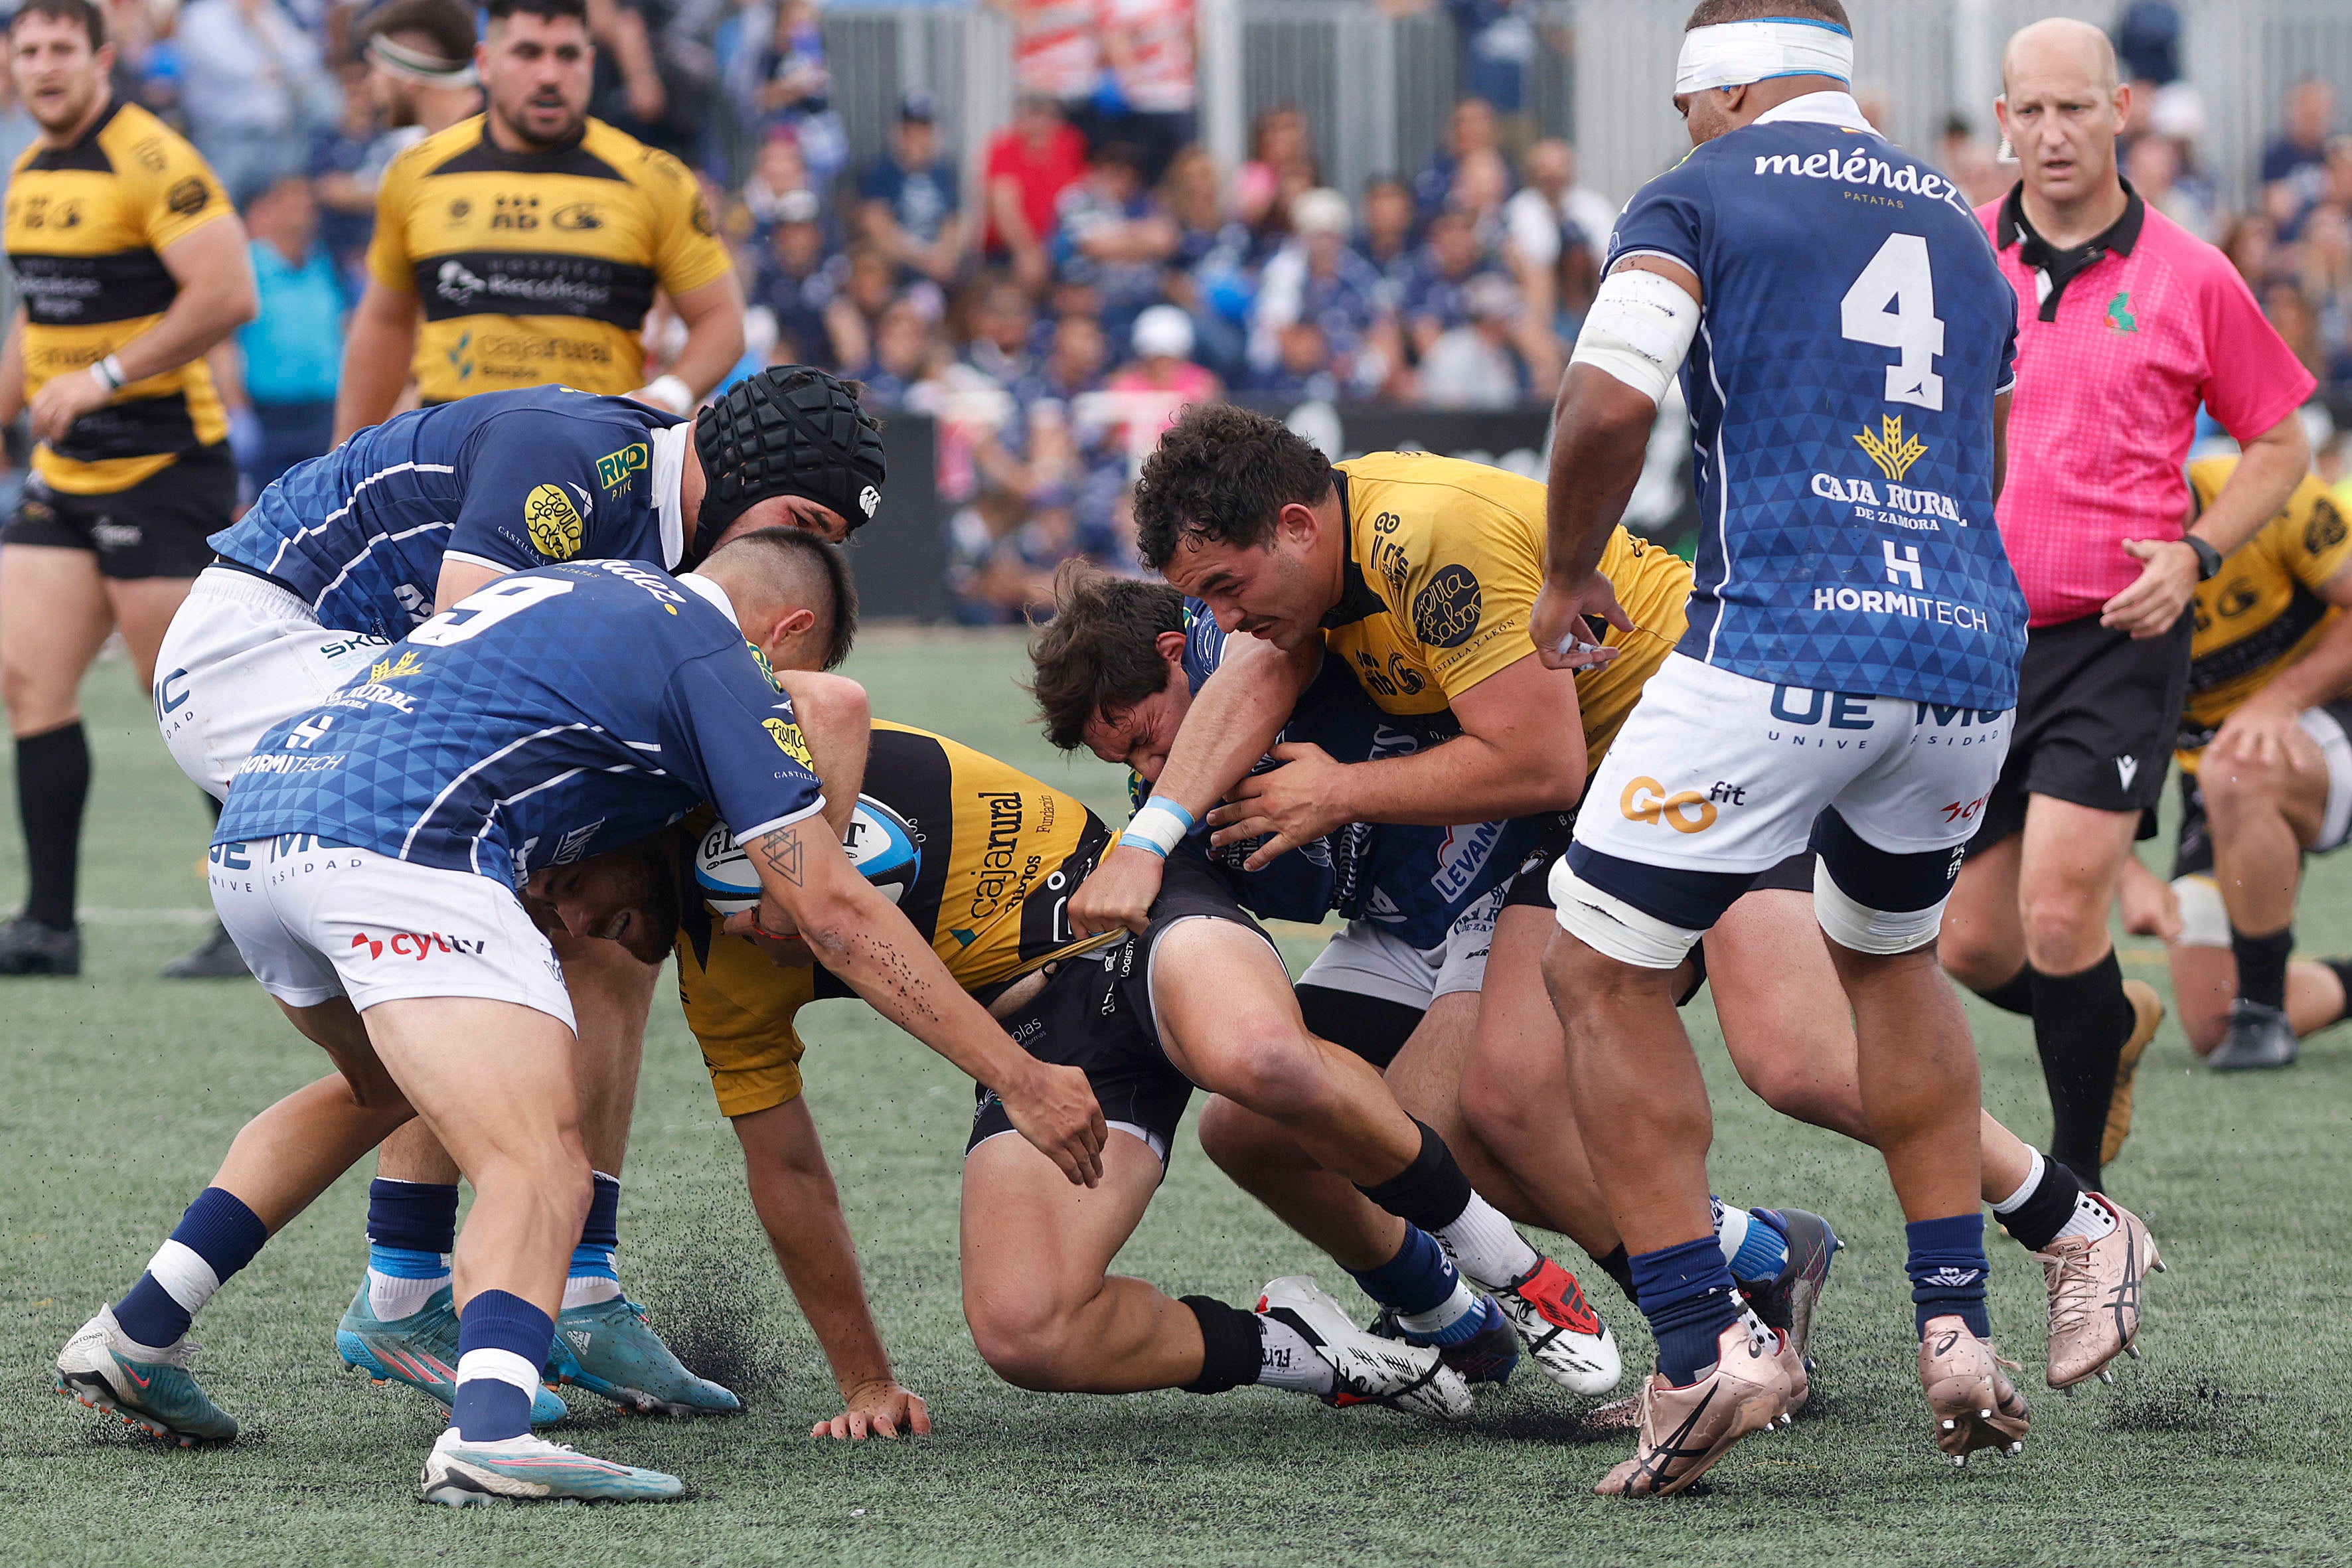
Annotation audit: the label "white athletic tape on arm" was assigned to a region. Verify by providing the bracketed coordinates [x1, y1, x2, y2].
[635, 374, 695, 416]
[1569, 266, 1701, 405]
[455, 1347, 543, 1397]
[1675, 17, 1854, 96]
[1120, 797, 1196, 859]
[147, 1239, 224, 1314]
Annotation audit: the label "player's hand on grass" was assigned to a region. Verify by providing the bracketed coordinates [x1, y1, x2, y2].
[1532, 574, 1631, 672]
[2103, 538, 2200, 639]
[1208, 742, 1346, 871]
[815, 1379, 931, 1441]
[1069, 844, 1164, 937]
[2208, 700, 2303, 771]
[1001, 1060, 1108, 1188]
[2116, 854, 2181, 942]
[29, 365, 114, 447]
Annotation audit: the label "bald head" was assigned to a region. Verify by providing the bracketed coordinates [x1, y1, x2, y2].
[2001, 17, 2116, 97]
[1996, 16, 2128, 224]
[696, 526, 859, 672]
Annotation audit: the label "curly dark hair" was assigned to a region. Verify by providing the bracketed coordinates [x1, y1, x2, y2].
[1027, 562, 1185, 751]
[1686, 0, 1849, 30]
[1131, 404, 1335, 572]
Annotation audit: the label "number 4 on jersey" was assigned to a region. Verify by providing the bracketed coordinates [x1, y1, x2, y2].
[1842, 233, 1945, 412]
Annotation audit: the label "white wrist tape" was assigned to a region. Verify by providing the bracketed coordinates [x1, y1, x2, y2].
[1120, 797, 1195, 859]
[1570, 266, 1701, 405]
[1675, 18, 1853, 96]
[637, 374, 694, 415]
[92, 354, 125, 392]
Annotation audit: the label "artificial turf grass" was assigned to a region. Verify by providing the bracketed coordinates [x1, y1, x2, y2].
[1, 636, 2346, 1566]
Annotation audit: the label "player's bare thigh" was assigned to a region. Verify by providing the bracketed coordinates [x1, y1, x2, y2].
[1703, 889, 1873, 1142]
[0, 544, 116, 734]
[959, 1129, 1175, 1391]
[1940, 829, 2023, 990]
[100, 574, 196, 691]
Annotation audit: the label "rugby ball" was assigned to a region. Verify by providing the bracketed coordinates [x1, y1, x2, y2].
[694, 797, 923, 915]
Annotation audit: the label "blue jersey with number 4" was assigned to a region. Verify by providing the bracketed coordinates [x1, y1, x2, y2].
[214, 562, 824, 887]
[208, 386, 685, 641]
[1608, 99, 2026, 708]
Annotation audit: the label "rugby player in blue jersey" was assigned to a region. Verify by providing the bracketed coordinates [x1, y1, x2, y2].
[56, 534, 1107, 1502]
[1526, 0, 2132, 1492]
[148, 366, 887, 1421]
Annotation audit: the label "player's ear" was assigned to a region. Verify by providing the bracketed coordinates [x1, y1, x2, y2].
[1154, 629, 1186, 670]
[1277, 501, 1318, 548]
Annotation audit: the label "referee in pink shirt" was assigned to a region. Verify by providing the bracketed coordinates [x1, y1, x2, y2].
[1940, 19, 2313, 1192]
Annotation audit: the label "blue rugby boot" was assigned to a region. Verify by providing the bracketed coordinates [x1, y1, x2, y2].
[1368, 1293, 1522, 1385]
[420, 1426, 687, 1506]
[54, 1306, 238, 1446]
[337, 1283, 568, 1425]
[1738, 1208, 1840, 1375]
[546, 1296, 741, 1416]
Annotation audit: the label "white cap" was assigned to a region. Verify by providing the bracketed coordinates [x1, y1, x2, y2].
[1133, 305, 1196, 360]
[1292, 187, 1351, 236]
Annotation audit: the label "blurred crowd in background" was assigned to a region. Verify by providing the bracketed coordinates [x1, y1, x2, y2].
[3, 0, 2351, 622]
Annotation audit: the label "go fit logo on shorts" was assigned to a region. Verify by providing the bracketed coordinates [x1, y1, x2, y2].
[1618, 777, 1735, 834]
[350, 931, 489, 961]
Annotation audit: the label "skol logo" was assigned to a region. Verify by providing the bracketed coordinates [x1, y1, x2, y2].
[1620, 777, 1718, 834]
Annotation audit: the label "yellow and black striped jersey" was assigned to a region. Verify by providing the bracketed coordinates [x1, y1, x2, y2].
[367, 115, 732, 402]
[1323, 451, 1693, 771]
[4, 98, 232, 494]
[2177, 457, 2352, 769]
[675, 720, 1112, 1119]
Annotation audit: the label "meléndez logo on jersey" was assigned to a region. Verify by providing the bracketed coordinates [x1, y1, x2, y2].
[349, 930, 489, 961]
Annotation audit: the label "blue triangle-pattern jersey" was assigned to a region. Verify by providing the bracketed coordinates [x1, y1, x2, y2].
[1156, 601, 1541, 949]
[1608, 110, 2027, 708]
[213, 562, 824, 887]
[208, 386, 686, 641]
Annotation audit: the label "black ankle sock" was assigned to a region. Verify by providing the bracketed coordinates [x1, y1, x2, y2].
[16, 721, 89, 930]
[2029, 951, 2131, 1188]
[1591, 1243, 1638, 1304]
[1972, 965, 2036, 1016]
[2232, 925, 2293, 1012]
[1178, 1295, 1263, 1394]
[1996, 1155, 2083, 1253]
[2324, 958, 2352, 1027]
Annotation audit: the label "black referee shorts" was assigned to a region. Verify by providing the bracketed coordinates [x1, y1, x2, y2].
[1969, 607, 2191, 850]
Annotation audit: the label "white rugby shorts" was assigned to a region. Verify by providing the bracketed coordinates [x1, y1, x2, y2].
[155, 567, 392, 799]
[1557, 653, 2013, 967]
[210, 835, 576, 1026]
[1297, 884, 1508, 1010]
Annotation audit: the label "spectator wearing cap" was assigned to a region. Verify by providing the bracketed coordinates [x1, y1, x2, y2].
[749, 189, 840, 367]
[858, 92, 963, 287]
[983, 94, 1091, 291]
[1051, 142, 1179, 348]
[1095, 0, 1196, 187]
[1413, 269, 1525, 408]
[1249, 187, 1399, 399]
[228, 173, 347, 489]
[1105, 303, 1219, 454]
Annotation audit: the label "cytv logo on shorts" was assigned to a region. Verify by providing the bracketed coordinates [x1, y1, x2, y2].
[350, 931, 488, 961]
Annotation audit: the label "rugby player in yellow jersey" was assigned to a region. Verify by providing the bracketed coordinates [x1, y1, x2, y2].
[540, 719, 1492, 1419]
[0, 0, 255, 977]
[1087, 402, 2155, 1401]
[2114, 459, 2352, 1070]
[333, 0, 744, 437]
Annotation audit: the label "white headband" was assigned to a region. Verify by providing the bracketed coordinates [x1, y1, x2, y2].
[1674, 17, 1853, 96]
[368, 33, 479, 90]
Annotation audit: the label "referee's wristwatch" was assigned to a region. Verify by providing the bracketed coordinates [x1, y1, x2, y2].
[2183, 534, 2223, 582]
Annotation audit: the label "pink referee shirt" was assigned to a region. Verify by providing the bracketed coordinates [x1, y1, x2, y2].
[1979, 185, 2314, 627]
